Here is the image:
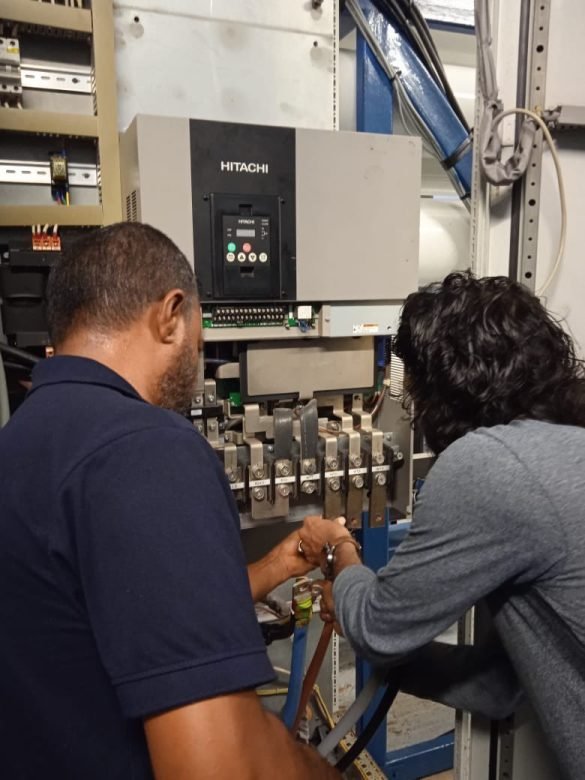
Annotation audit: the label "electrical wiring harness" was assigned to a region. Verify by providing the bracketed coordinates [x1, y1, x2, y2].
[474, 0, 566, 296]
[346, 0, 473, 205]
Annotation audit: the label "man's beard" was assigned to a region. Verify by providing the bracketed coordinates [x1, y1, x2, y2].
[157, 339, 200, 415]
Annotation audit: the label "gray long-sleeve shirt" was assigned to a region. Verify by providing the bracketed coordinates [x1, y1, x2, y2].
[334, 420, 585, 780]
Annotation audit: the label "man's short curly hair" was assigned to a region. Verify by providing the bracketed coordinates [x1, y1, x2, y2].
[394, 271, 585, 454]
[47, 222, 197, 346]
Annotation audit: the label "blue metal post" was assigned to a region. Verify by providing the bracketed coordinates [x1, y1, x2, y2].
[355, 13, 394, 768]
[386, 733, 455, 780]
[353, 3, 457, 776]
[356, 21, 393, 135]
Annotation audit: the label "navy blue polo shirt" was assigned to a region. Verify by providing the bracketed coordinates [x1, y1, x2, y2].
[0, 356, 273, 779]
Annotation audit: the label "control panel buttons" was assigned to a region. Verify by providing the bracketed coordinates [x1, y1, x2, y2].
[221, 215, 272, 297]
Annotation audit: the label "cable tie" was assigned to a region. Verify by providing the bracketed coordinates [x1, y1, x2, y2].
[440, 131, 473, 171]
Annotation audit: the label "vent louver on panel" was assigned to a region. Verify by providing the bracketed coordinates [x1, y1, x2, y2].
[126, 190, 138, 222]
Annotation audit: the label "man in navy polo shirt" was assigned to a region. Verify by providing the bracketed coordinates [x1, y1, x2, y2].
[0, 223, 338, 779]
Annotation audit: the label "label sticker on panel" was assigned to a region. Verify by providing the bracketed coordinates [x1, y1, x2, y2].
[353, 323, 380, 335]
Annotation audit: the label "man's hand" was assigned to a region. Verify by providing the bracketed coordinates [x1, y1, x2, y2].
[277, 528, 318, 580]
[298, 516, 351, 569]
[248, 529, 314, 603]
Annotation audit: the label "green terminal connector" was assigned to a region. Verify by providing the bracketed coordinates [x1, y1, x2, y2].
[292, 578, 314, 628]
[228, 391, 242, 408]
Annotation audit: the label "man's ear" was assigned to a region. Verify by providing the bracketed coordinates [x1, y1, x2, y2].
[156, 289, 187, 344]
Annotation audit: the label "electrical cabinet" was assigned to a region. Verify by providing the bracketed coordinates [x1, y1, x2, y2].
[121, 115, 420, 309]
[120, 116, 422, 528]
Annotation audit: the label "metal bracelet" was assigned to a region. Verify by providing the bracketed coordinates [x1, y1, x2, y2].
[322, 537, 362, 579]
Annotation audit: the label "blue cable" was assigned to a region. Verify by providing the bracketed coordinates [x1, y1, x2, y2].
[359, 0, 473, 199]
[281, 625, 309, 728]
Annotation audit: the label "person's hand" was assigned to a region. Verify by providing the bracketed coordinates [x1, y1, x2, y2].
[298, 515, 351, 569]
[275, 529, 315, 580]
[248, 529, 314, 602]
[316, 580, 343, 636]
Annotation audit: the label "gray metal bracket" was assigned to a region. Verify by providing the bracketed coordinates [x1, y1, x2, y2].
[320, 428, 344, 519]
[272, 408, 295, 516]
[497, 717, 515, 780]
[298, 399, 320, 497]
[543, 104, 585, 130]
[518, 0, 552, 291]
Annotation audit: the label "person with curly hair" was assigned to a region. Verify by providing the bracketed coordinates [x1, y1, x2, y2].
[299, 272, 585, 779]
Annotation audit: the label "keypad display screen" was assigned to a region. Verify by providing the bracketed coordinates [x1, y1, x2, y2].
[223, 215, 270, 266]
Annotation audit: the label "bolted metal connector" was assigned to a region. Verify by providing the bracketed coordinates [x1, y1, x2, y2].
[277, 462, 291, 477]
[277, 484, 291, 498]
[375, 473, 387, 487]
[302, 459, 316, 475]
[206, 393, 216, 404]
[350, 455, 362, 468]
[301, 481, 317, 495]
[328, 478, 341, 492]
[252, 487, 266, 501]
[374, 453, 385, 465]
[208, 422, 217, 432]
[326, 457, 338, 470]
[352, 475, 365, 490]
[253, 466, 264, 479]
[194, 396, 202, 405]
[226, 469, 236, 483]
